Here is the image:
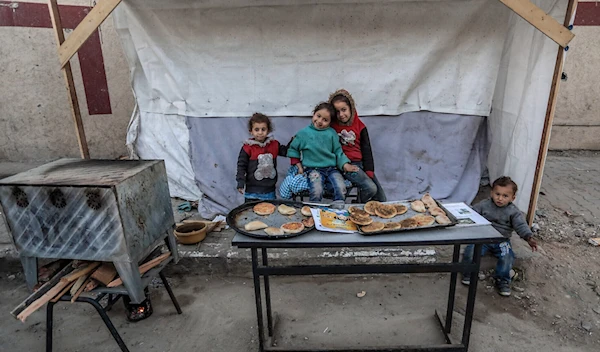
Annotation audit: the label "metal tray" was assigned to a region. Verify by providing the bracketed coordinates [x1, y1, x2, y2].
[356, 200, 458, 235]
[226, 200, 314, 239]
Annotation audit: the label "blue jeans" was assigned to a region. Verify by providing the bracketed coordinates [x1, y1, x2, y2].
[306, 167, 346, 202]
[343, 161, 387, 202]
[462, 241, 514, 284]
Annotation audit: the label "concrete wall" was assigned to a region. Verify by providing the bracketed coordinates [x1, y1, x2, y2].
[550, 1, 600, 150]
[0, 0, 133, 162]
[0, 1, 597, 157]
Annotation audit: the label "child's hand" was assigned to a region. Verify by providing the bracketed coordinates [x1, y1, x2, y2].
[296, 163, 304, 174]
[237, 188, 244, 195]
[343, 163, 359, 173]
[526, 237, 538, 251]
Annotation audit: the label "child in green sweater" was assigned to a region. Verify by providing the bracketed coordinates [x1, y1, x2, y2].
[287, 102, 358, 202]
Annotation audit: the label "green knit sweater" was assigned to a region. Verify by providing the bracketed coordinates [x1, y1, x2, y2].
[287, 124, 350, 170]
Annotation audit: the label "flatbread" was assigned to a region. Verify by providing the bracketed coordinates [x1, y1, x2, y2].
[375, 204, 397, 219]
[361, 221, 385, 233]
[278, 204, 297, 215]
[301, 206, 312, 217]
[350, 215, 373, 226]
[421, 193, 435, 207]
[348, 206, 370, 217]
[410, 200, 426, 213]
[412, 214, 436, 226]
[264, 227, 284, 236]
[253, 202, 276, 216]
[364, 201, 381, 215]
[383, 222, 402, 230]
[393, 204, 408, 215]
[435, 214, 452, 225]
[429, 207, 446, 217]
[400, 218, 418, 228]
[245, 220, 269, 231]
[280, 222, 305, 234]
[301, 217, 315, 228]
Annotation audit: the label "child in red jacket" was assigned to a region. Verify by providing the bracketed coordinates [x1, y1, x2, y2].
[328, 89, 387, 202]
[236, 113, 287, 202]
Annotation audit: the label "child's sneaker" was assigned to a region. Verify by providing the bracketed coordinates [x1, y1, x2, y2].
[496, 281, 511, 296]
[461, 276, 470, 285]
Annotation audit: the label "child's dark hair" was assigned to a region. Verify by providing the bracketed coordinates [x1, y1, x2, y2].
[312, 102, 336, 119]
[492, 176, 518, 194]
[248, 113, 272, 132]
[329, 94, 352, 122]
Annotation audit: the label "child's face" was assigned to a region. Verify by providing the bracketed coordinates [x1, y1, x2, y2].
[490, 185, 516, 207]
[333, 101, 352, 124]
[250, 122, 269, 142]
[312, 108, 331, 130]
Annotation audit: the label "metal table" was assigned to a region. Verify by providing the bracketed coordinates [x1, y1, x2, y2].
[232, 224, 505, 352]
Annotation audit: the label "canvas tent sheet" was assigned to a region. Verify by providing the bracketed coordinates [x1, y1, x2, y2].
[115, 0, 569, 215]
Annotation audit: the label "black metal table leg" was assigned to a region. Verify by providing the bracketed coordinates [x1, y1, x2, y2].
[160, 271, 182, 314]
[461, 243, 482, 350]
[445, 244, 461, 333]
[80, 297, 131, 352]
[46, 301, 54, 352]
[252, 248, 266, 352]
[262, 248, 274, 337]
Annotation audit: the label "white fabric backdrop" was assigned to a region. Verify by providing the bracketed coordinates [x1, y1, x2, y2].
[115, 0, 569, 214]
[488, 0, 569, 211]
[114, 0, 509, 117]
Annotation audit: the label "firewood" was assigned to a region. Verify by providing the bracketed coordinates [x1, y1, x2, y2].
[50, 281, 76, 303]
[61, 262, 100, 283]
[70, 275, 88, 296]
[90, 263, 117, 286]
[84, 279, 99, 292]
[71, 277, 92, 303]
[107, 253, 171, 288]
[11, 263, 75, 319]
[17, 280, 70, 322]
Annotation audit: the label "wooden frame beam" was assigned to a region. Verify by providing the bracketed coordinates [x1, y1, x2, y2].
[48, 0, 89, 159]
[499, 0, 575, 48]
[58, 0, 122, 68]
[527, 0, 579, 225]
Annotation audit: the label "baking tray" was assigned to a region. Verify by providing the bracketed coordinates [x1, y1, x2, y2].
[227, 200, 314, 239]
[355, 200, 458, 235]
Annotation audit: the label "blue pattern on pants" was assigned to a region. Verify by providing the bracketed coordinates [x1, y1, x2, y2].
[462, 241, 515, 284]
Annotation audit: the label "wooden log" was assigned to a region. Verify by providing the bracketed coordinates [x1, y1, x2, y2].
[90, 263, 117, 286]
[11, 263, 75, 318]
[50, 281, 76, 303]
[70, 275, 88, 295]
[61, 262, 100, 283]
[84, 279, 99, 292]
[107, 253, 171, 288]
[71, 276, 93, 303]
[17, 280, 71, 322]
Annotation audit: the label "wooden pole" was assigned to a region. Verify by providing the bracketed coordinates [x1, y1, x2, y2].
[527, 0, 579, 226]
[47, 0, 90, 159]
[58, 0, 122, 68]
[498, 0, 575, 48]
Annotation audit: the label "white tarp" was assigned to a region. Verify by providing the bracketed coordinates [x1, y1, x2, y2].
[489, 0, 569, 211]
[115, 0, 569, 214]
[115, 0, 509, 117]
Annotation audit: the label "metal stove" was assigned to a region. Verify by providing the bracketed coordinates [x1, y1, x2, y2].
[0, 158, 178, 303]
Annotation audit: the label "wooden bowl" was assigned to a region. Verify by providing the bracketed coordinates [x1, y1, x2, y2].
[174, 222, 208, 244]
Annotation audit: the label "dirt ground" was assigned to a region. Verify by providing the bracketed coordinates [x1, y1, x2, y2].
[1, 151, 599, 351]
[1, 234, 599, 352]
